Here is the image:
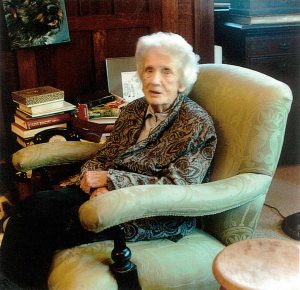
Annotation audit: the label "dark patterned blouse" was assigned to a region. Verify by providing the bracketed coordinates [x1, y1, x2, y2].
[80, 94, 217, 241]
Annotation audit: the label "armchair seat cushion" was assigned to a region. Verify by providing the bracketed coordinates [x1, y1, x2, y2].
[48, 229, 224, 290]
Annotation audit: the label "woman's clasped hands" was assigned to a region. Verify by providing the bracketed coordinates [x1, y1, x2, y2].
[80, 170, 109, 199]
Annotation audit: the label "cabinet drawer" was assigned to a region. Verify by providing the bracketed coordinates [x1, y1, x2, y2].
[246, 34, 300, 56]
[247, 54, 300, 89]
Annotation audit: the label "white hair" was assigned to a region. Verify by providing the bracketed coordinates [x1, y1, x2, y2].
[135, 32, 200, 95]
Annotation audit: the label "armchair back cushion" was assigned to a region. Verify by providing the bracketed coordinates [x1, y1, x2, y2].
[190, 64, 292, 181]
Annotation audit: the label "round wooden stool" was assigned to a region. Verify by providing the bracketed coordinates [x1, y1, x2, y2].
[212, 238, 300, 290]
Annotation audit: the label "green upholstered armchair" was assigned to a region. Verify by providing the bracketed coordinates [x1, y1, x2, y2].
[12, 64, 292, 289]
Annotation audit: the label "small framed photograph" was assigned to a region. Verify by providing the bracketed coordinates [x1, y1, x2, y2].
[3, 0, 70, 49]
[106, 57, 143, 102]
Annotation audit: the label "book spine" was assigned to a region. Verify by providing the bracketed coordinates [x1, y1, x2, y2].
[16, 113, 71, 129]
[18, 100, 65, 114]
[88, 107, 119, 119]
[77, 104, 89, 121]
[16, 136, 34, 147]
[11, 122, 67, 139]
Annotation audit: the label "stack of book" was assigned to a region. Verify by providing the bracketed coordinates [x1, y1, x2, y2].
[74, 94, 126, 143]
[11, 86, 76, 147]
[76, 94, 126, 125]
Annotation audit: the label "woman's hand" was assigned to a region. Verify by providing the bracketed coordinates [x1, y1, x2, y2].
[80, 170, 108, 194]
[90, 187, 109, 199]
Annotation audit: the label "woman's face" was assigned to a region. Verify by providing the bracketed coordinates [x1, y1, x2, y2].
[141, 48, 185, 113]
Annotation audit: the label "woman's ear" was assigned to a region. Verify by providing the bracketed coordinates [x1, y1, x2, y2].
[178, 83, 186, 93]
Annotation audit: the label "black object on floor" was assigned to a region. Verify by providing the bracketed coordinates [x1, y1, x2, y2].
[282, 212, 300, 240]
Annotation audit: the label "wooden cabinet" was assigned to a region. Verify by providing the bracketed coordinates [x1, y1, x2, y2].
[219, 22, 300, 164]
[0, 0, 214, 159]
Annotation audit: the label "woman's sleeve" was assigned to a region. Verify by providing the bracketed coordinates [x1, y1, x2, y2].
[79, 109, 130, 178]
[107, 127, 217, 190]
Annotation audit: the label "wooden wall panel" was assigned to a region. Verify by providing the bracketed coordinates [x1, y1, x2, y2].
[114, 0, 149, 14]
[64, 0, 79, 16]
[161, 0, 178, 32]
[105, 27, 151, 58]
[35, 32, 96, 98]
[93, 30, 107, 91]
[178, 0, 194, 45]
[80, 0, 113, 15]
[195, 0, 215, 62]
[5, 0, 214, 100]
[16, 50, 38, 89]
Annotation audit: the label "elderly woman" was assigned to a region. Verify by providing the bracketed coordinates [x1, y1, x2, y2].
[1, 32, 216, 288]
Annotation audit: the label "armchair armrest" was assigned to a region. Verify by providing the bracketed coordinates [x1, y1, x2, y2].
[12, 141, 101, 172]
[79, 173, 272, 233]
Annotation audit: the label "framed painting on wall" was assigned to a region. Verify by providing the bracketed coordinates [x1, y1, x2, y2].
[3, 0, 70, 49]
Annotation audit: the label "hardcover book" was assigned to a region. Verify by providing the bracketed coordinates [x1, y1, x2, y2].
[16, 136, 34, 148]
[89, 106, 119, 119]
[14, 110, 71, 130]
[77, 104, 117, 124]
[71, 117, 114, 143]
[71, 117, 114, 133]
[11, 122, 67, 139]
[77, 95, 126, 123]
[12, 86, 64, 106]
[18, 101, 76, 117]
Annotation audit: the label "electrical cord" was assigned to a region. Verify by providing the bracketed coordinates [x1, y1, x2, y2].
[263, 203, 286, 219]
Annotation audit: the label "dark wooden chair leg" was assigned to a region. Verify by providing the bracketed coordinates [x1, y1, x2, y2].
[38, 167, 51, 190]
[15, 171, 32, 200]
[109, 225, 141, 290]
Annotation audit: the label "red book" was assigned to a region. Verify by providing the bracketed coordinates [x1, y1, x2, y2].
[11, 122, 68, 139]
[76, 95, 126, 123]
[71, 117, 114, 143]
[14, 110, 71, 130]
[77, 103, 89, 121]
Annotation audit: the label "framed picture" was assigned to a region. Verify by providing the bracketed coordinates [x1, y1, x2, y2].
[106, 57, 144, 102]
[3, 0, 70, 49]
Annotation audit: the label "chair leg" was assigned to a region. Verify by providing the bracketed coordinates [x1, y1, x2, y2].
[109, 225, 141, 290]
[38, 167, 52, 190]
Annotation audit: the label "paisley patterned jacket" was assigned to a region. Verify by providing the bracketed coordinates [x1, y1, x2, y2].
[80, 94, 217, 241]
